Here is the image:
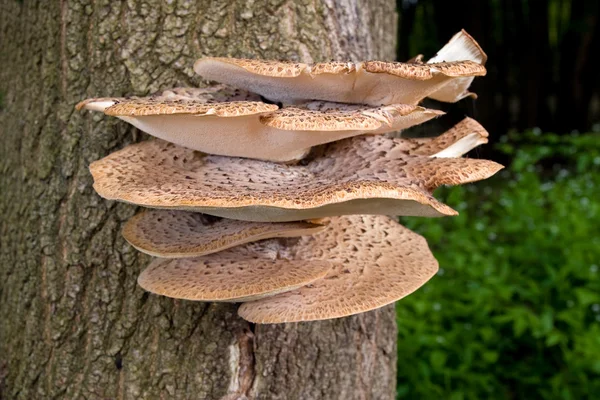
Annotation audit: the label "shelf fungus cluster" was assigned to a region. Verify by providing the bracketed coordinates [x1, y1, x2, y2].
[79, 30, 501, 323]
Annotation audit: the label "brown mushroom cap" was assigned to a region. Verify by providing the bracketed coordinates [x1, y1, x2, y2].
[403, 117, 489, 158]
[75, 85, 266, 113]
[90, 119, 502, 222]
[123, 210, 327, 258]
[426, 29, 488, 102]
[193, 31, 486, 106]
[137, 239, 333, 302]
[77, 87, 442, 162]
[260, 101, 443, 134]
[238, 215, 438, 323]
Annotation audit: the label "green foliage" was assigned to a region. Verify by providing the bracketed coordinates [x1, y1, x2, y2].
[396, 131, 600, 399]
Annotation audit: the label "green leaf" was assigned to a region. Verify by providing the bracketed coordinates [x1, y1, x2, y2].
[545, 331, 563, 347]
[429, 350, 447, 369]
[575, 288, 599, 306]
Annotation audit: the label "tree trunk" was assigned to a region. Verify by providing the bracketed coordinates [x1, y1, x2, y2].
[0, 1, 398, 399]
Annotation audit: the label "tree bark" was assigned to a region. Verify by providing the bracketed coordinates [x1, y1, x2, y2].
[0, 1, 398, 399]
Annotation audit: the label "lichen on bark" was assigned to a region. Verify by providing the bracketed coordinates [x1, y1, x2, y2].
[0, 1, 398, 399]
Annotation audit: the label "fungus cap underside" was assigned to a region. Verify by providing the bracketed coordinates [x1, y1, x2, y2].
[77, 87, 442, 162]
[193, 31, 486, 105]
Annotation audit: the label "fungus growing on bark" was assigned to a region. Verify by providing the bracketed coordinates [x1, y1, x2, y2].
[426, 30, 488, 102]
[80, 32, 497, 323]
[89, 119, 502, 222]
[401, 117, 489, 158]
[137, 239, 333, 302]
[77, 86, 442, 162]
[193, 31, 486, 106]
[237, 215, 438, 323]
[123, 209, 326, 258]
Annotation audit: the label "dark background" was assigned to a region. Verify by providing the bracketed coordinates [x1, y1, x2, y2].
[397, 0, 599, 139]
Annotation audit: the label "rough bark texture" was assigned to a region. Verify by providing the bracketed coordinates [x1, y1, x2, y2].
[0, 1, 398, 399]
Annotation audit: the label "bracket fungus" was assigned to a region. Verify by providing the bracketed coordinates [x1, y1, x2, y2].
[90, 118, 502, 222]
[420, 29, 487, 102]
[404, 116, 489, 158]
[77, 86, 442, 162]
[80, 32, 501, 323]
[137, 215, 436, 313]
[238, 215, 438, 323]
[123, 209, 326, 258]
[193, 30, 485, 106]
[137, 242, 333, 302]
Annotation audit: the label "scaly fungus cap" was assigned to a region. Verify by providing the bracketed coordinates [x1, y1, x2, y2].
[426, 29, 488, 102]
[238, 215, 438, 323]
[77, 86, 442, 162]
[123, 210, 326, 258]
[137, 238, 333, 302]
[89, 118, 502, 222]
[193, 31, 486, 106]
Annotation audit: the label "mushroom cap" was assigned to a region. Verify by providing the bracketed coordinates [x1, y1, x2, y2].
[77, 87, 442, 162]
[261, 101, 444, 134]
[193, 31, 486, 106]
[123, 210, 327, 258]
[238, 215, 438, 323]
[105, 99, 277, 117]
[101, 86, 277, 117]
[405, 117, 489, 158]
[75, 85, 268, 113]
[137, 238, 333, 302]
[90, 118, 503, 222]
[426, 30, 488, 102]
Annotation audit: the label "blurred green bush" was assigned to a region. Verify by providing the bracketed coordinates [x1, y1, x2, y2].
[396, 130, 600, 399]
